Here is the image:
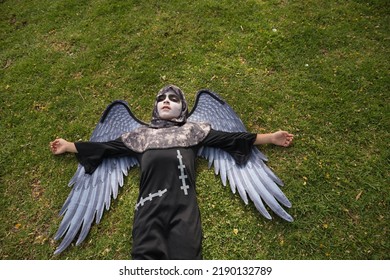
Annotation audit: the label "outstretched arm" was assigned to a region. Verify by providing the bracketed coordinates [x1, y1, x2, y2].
[254, 131, 294, 147]
[50, 138, 78, 155]
[50, 137, 136, 174]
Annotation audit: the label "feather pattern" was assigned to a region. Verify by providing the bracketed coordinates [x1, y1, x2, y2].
[53, 101, 143, 254]
[188, 90, 293, 222]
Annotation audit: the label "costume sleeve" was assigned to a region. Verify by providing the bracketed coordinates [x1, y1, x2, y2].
[74, 138, 137, 174]
[201, 129, 257, 165]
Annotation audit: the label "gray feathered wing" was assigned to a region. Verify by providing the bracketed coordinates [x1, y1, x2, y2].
[188, 90, 293, 222]
[53, 101, 145, 254]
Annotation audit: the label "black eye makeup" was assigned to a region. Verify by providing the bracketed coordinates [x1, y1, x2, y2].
[157, 94, 180, 103]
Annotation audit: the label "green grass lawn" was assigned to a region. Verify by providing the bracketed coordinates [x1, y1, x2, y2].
[1, 0, 389, 260]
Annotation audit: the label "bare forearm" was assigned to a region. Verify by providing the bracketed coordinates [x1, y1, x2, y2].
[254, 133, 274, 145]
[65, 141, 78, 153]
[254, 131, 294, 147]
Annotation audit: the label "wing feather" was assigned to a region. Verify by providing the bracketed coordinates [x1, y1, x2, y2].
[230, 163, 249, 205]
[76, 177, 100, 245]
[219, 154, 228, 187]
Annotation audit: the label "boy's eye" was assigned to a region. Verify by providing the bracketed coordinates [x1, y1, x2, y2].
[157, 95, 166, 102]
[168, 94, 179, 103]
[157, 94, 180, 103]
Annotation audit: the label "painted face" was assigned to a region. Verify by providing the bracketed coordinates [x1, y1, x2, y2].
[156, 90, 182, 120]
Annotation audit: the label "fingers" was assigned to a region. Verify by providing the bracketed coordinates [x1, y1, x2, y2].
[50, 138, 62, 154]
[280, 131, 294, 147]
[284, 134, 293, 147]
[271, 131, 294, 147]
[282, 131, 293, 138]
[50, 141, 57, 154]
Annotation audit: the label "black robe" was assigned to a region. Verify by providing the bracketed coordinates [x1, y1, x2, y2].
[74, 129, 256, 259]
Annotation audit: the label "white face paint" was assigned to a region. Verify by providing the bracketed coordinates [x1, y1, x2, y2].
[156, 91, 182, 120]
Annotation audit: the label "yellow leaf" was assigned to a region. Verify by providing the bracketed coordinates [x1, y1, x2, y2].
[355, 191, 363, 200]
[233, 229, 239, 235]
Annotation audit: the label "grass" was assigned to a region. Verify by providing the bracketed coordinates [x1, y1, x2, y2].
[1, 0, 389, 260]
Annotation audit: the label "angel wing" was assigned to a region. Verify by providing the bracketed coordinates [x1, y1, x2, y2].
[53, 101, 145, 254]
[188, 90, 293, 222]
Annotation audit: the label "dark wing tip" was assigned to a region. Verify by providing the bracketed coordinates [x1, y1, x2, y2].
[100, 100, 146, 125]
[188, 89, 225, 117]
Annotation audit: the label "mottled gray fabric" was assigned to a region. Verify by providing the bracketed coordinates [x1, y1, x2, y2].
[121, 122, 211, 153]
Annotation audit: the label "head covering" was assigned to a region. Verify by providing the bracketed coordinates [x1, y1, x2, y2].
[149, 85, 188, 128]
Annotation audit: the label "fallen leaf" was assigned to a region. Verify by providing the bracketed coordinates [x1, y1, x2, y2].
[355, 190, 363, 200]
